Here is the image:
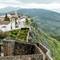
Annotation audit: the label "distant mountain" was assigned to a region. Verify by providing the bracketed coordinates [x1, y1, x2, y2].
[0, 7, 19, 15]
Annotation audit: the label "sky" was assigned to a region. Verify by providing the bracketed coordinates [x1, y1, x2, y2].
[0, 0, 60, 11]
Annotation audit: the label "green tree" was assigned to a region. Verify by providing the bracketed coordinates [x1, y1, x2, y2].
[25, 18, 29, 25]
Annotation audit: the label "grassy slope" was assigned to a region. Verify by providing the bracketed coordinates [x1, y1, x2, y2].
[31, 22, 60, 60]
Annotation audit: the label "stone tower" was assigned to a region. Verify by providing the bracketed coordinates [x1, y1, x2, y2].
[3, 39, 15, 56]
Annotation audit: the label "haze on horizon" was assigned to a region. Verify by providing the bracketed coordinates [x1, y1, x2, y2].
[0, 0, 60, 12]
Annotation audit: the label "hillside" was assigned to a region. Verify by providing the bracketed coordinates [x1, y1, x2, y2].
[31, 22, 60, 60]
[17, 9, 60, 41]
[0, 8, 60, 60]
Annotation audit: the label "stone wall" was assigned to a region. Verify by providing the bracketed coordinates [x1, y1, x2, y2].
[14, 42, 41, 55]
[0, 54, 43, 60]
[0, 42, 44, 60]
[3, 40, 15, 56]
[36, 43, 53, 60]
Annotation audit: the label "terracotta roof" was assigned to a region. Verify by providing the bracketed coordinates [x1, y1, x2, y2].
[0, 21, 10, 25]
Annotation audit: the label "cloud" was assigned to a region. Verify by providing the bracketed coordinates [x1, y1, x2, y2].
[0, 0, 23, 8]
[18, 2, 60, 10]
[0, 0, 60, 12]
[17, 0, 60, 3]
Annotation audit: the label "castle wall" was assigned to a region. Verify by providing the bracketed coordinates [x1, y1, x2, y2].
[0, 54, 43, 60]
[14, 42, 41, 55]
[3, 40, 15, 56]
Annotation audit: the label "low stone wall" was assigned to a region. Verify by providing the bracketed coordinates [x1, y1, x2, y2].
[14, 42, 41, 55]
[36, 43, 53, 60]
[0, 54, 43, 60]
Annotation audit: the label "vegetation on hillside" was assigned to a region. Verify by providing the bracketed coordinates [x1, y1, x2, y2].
[9, 28, 29, 42]
[31, 22, 60, 60]
[9, 28, 28, 42]
[25, 17, 32, 26]
[0, 28, 29, 43]
[17, 9, 60, 41]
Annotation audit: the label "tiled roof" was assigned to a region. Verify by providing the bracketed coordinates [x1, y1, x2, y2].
[0, 21, 10, 25]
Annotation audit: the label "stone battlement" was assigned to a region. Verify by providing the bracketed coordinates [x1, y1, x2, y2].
[0, 40, 53, 60]
[0, 54, 43, 60]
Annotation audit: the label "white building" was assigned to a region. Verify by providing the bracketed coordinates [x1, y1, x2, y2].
[17, 18, 26, 28]
[0, 21, 11, 32]
[0, 15, 26, 32]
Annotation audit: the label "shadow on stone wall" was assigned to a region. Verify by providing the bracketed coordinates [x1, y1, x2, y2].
[14, 42, 41, 55]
